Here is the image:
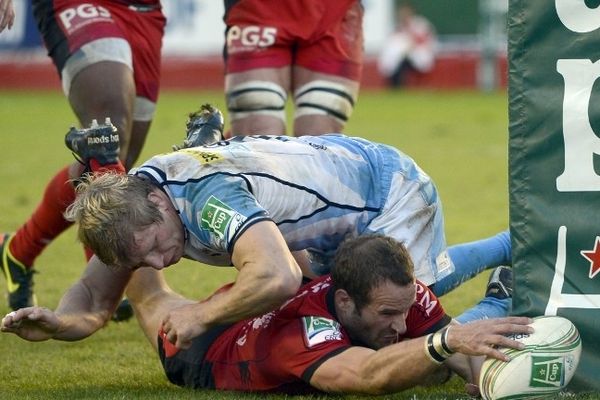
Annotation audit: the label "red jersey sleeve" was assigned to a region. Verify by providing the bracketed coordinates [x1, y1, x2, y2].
[404, 280, 451, 338]
[269, 315, 352, 385]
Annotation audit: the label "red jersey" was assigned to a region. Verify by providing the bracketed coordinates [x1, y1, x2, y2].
[159, 275, 450, 394]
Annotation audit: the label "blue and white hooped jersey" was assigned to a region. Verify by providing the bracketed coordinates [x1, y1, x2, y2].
[133, 134, 448, 283]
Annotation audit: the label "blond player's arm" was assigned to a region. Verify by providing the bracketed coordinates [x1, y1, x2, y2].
[1, 256, 131, 341]
[161, 220, 303, 348]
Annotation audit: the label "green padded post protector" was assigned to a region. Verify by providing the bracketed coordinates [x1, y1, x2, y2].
[509, 0, 600, 391]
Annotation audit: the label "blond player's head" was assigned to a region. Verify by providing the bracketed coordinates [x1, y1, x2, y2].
[64, 173, 162, 267]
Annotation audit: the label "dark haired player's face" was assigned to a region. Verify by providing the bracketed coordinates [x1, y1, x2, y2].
[345, 281, 416, 349]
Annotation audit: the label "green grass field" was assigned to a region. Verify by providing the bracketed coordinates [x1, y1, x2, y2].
[0, 88, 523, 399]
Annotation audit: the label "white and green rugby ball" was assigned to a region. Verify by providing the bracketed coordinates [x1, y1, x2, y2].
[479, 316, 581, 400]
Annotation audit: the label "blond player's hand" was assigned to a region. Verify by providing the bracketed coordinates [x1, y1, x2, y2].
[1, 307, 61, 341]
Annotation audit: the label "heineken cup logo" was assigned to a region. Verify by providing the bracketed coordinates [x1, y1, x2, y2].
[302, 316, 342, 347]
[530, 356, 565, 388]
[201, 196, 235, 239]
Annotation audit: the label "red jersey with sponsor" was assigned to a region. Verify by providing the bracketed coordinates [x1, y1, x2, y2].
[223, 0, 363, 80]
[159, 275, 450, 393]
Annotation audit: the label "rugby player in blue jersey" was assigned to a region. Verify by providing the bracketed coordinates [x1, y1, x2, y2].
[1, 106, 512, 350]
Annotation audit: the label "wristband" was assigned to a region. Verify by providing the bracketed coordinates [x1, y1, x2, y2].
[440, 326, 454, 355]
[424, 327, 454, 364]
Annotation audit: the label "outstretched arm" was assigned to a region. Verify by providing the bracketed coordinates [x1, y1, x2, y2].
[310, 316, 533, 395]
[1, 256, 131, 341]
[161, 220, 303, 349]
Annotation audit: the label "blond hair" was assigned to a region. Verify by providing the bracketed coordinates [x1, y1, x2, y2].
[64, 173, 162, 267]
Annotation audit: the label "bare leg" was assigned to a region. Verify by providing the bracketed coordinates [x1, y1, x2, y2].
[1, 61, 152, 311]
[125, 120, 152, 169]
[68, 61, 134, 159]
[4, 61, 135, 269]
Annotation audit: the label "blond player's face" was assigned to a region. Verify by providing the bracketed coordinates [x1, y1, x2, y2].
[127, 195, 185, 270]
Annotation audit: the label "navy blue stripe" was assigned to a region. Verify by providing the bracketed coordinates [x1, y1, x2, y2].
[228, 87, 286, 101]
[295, 86, 355, 107]
[242, 171, 380, 213]
[301, 346, 352, 384]
[136, 165, 168, 183]
[226, 87, 287, 113]
[228, 105, 285, 113]
[227, 215, 272, 253]
[148, 169, 381, 220]
[296, 102, 349, 122]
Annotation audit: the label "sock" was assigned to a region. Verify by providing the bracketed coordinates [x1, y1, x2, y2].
[455, 296, 512, 323]
[89, 159, 126, 175]
[432, 230, 511, 297]
[84, 246, 94, 261]
[9, 166, 76, 268]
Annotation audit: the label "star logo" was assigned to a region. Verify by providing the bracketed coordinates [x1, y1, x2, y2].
[580, 236, 600, 279]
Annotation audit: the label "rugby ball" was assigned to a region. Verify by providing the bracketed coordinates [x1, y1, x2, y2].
[478, 316, 581, 400]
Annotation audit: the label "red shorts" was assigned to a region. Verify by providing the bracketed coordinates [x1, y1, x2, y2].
[32, 0, 165, 101]
[224, 0, 364, 81]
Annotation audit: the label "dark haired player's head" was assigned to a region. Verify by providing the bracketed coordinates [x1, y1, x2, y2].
[333, 235, 415, 311]
[332, 235, 417, 349]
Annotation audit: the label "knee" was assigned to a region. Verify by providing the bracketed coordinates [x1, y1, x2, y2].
[293, 80, 358, 127]
[226, 80, 287, 126]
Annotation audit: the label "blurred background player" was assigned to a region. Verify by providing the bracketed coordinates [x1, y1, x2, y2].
[377, 1, 437, 88]
[223, 0, 363, 136]
[0, 0, 166, 311]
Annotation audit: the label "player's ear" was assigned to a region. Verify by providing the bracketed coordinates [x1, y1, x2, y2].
[334, 289, 356, 314]
[147, 189, 169, 211]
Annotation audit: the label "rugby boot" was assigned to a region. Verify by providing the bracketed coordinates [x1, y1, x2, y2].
[173, 103, 225, 150]
[65, 118, 120, 166]
[485, 265, 513, 299]
[112, 298, 135, 322]
[0, 233, 37, 310]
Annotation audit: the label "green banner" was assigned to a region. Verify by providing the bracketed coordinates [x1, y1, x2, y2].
[509, 0, 600, 391]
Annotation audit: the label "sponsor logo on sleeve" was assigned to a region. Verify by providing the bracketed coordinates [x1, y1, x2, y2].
[302, 316, 343, 347]
[415, 282, 438, 316]
[200, 196, 246, 240]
